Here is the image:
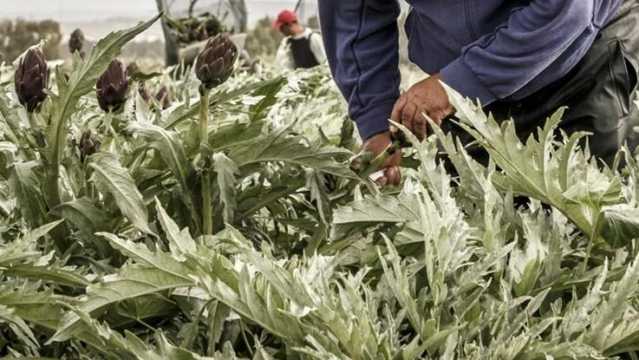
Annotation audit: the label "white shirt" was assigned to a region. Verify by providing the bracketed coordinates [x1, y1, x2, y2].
[275, 28, 327, 70]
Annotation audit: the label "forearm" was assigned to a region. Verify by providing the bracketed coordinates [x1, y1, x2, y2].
[440, 0, 622, 105]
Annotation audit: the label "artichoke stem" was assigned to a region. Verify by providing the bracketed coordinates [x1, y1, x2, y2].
[23, 112, 40, 157]
[202, 171, 213, 235]
[200, 88, 213, 235]
[200, 88, 210, 145]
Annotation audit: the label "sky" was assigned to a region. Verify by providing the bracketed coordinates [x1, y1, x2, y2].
[2, 0, 318, 39]
[2, 0, 312, 23]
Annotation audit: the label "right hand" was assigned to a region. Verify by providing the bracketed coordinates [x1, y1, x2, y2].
[364, 131, 401, 186]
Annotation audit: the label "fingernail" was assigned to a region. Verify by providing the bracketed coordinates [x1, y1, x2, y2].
[369, 170, 385, 182]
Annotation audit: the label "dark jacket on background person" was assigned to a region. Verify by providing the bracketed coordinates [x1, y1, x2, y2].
[275, 28, 327, 70]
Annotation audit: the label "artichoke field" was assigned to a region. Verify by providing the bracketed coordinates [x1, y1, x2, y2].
[2, 17, 639, 359]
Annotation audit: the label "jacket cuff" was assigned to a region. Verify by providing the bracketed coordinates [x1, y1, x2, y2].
[440, 58, 497, 106]
[353, 100, 394, 140]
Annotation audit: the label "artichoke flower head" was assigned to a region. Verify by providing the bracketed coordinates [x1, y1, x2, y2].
[69, 28, 85, 55]
[14, 47, 48, 113]
[195, 34, 238, 92]
[96, 59, 129, 113]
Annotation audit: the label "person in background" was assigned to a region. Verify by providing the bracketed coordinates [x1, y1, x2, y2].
[319, 0, 639, 186]
[274, 10, 326, 70]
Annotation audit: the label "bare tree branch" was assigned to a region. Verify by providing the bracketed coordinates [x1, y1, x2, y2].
[225, 0, 248, 32]
[155, 0, 180, 66]
[188, 0, 199, 17]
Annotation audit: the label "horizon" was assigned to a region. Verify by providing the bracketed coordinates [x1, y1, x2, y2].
[2, 0, 318, 40]
[1, 0, 316, 23]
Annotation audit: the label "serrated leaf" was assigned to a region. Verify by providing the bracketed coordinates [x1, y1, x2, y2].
[228, 125, 356, 179]
[129, 122, 199, 227]
[2, 264, 89, 288]
[213, 153, 239, 224]
[9, 161, 47, 227]
[51, 263, 193, 342]
[0, 91, 21, 144]
[54, 197, 111, 236]
[129, 122, 193, 195]
[164, 77, 286, 130]
[155, 198, 196, 257]
[0, 304, 39, 352]
[89, 152, 152, 235]
[0, 221, 61, 266]
[443, 85, 623, 241]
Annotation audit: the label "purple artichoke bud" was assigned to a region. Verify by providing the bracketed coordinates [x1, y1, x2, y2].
[195, 34, 237, 90]
[14, 48, 48, 112]
[96, 59, 129, 112]
[69, 28, 85, 55]
[155, 86, 171, 109]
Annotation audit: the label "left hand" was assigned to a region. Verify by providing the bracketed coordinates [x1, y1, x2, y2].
[391, 74, 454, 141]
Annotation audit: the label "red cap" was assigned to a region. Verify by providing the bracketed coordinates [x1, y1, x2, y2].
[273, 10, 298, 30]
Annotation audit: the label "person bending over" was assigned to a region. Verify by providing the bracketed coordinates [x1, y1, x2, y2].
[319, 0, 639, 185]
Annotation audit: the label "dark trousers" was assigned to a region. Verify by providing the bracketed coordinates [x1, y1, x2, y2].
[459, 0, 639, 165]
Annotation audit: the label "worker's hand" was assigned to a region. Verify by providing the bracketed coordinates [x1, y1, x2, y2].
[364, 131, 401, 186]
[391, 74, 454, 141]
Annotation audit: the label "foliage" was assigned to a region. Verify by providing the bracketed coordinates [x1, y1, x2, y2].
[166, 13, 227, 46]
[2, 19, 639, 359]
[244, 17, 283, 60]
[0, 19, 62, 62]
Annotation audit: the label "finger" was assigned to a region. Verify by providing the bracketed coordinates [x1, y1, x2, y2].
[384, 148, 402, 168]
[401, 102, 417, 134]
[384, 166, 401, 186]
[414, 113, 427, 141]
[390, 96, 407, 123]
[423, 111, 439, 127]
[377, 146, 402, 187]
[369, 170, 385, 183]
[375, 175, 388, 187]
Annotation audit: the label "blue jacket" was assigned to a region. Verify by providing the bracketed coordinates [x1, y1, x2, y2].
[319, 0, 623, 140]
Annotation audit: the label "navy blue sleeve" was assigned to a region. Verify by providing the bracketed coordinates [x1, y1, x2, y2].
[319, 0, 401, 140]
[440, 0, 622, 105]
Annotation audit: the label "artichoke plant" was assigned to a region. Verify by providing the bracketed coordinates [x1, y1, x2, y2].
[195, 34, 237, 91]
[14, 48, 48, 112]
[69, 28, 85, 56]
[155, 86, 171, 109]
[96, 59, 129, 112]
[194, 34, 237, 235]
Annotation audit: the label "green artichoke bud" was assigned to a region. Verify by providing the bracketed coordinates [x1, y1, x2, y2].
[14, 48, 48, 112]
[69, 28, 85, 55]
[96, 59, 129, 112]
[195, 34, 237, 91]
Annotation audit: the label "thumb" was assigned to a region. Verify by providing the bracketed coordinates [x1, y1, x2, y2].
[384, 166, 401, 186]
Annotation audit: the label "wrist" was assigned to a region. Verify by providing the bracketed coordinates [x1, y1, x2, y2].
[364, 131, 392, 155]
